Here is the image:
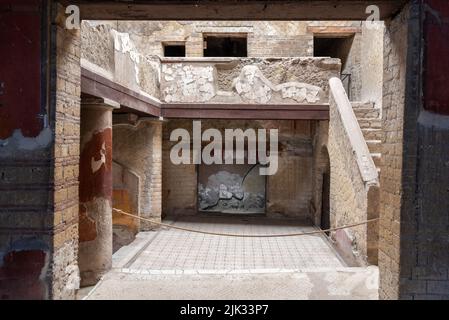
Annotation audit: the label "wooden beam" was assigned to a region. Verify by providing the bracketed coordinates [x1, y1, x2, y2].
[162, 104, 329, 120]
[69, 0, 408, 21]
[307, 26, 362, 37]
[81, 67, 161, 117]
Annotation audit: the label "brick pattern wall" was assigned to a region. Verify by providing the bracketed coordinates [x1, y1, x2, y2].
[406, 0, 449, 299]
[0, 2, 81, 300]
[51, 3, 81, 299]
[162, 119, 314, 218]
[328, 94, 373, 265]
[112, 120, 163, 229]
[384, 1, 449, 300]
[378, 4, 411, 300]
[248, 33, 313, 57]
[162, 120, 199, 216]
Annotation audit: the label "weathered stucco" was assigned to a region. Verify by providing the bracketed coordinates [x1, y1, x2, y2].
[162, 119, 314, 219]
[328, 78, 379, 266]
[160, 58, 340, 104]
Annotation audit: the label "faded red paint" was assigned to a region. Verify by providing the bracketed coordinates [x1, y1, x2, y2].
[423, 0, 449, 115]
[79, 205, 98, 242]
[79, 128, 113, 202]
[113, 189, 138, 232]
[0, 250, 47, 300]
[0, 0, 43, 139]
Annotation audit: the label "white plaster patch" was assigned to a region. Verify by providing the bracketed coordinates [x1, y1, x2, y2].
[111, 30, 141, 85]
[0, 127, 52, 153]
[418, 110, 449, 129]
[232, 65, 323, 104]
[162, 63, 216, 102]
[91, 142, 106, 173]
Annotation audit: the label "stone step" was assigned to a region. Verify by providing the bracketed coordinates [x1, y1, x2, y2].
[351, 101, 375, 109]
[358, 118, 382, 129]
[354, 107, 380, 119]
[366, 140, 382, 154]
[362, 128, 383, 141]
[371, 153, 382, 167]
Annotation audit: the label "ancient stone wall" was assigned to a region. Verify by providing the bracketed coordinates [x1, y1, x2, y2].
[378, 4, 410, 299]
[328, 78, 379, 266]
[114, 21, 313, 58]
[407, 0, 449, 300]
[162, 120, 198, 216]
[162, 119, 314, 219]
[81, 21, 161, 99]
[361, 22, 384, 110]
[160, 58, 340, 104]
[380, 1, 449, 300]
[0, 2, 82, 300]
[0, 0, 56, 298]
[112, 120, 163, 230]
[50, 4, 81, 299]
[80, 20, 383, 105]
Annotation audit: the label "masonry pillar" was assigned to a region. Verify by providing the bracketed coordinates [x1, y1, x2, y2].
[78, 98, 118, 286]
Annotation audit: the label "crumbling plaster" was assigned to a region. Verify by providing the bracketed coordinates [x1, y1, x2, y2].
[160, 58, 340, 104]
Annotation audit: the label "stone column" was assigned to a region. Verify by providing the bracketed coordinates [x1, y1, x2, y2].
[78, 98, 118, 286]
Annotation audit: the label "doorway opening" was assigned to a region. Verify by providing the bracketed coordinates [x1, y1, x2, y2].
[203, 34, 248, 57]
[314, 35, 355, 98]
[163, 43, 186, 57]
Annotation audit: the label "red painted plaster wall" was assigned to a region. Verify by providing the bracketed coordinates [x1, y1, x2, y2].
[423, 0, 449, 115]
[0, 0, 43, 138]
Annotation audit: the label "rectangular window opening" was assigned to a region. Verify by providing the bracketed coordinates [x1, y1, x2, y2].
[203, 34, 248, 57]
[163, 43, 186, 57]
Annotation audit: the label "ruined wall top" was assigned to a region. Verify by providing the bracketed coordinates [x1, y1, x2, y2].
[81, 21, 365, 104]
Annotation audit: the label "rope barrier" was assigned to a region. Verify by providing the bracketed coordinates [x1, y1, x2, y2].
[113, 208, 379, 238]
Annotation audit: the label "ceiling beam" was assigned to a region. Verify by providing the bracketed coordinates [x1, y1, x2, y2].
[67, 1, 408, 21]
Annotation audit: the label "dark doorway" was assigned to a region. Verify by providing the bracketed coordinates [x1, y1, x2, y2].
[204, 35, 248, 57]
[314, 36, 354, 98]
[313, 36, 354, 66]
[321, 171, 331, 234]
[164, 44, 186, 57]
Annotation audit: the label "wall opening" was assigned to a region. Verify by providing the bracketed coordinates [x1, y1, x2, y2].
[163, 43, 186, 57]
[320, 171, 330, 233]
[203, 34, 248, 57]
[314, 35, 355, 98]
[198, 164, 266, 215]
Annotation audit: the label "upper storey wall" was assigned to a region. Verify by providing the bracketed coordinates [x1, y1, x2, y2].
[113, 21, 314, 58]
[81, 21, 341, 104]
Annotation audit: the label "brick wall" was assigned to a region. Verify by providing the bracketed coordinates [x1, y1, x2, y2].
[162, 119, 314, 219]
[408, 0, 449, 299]
[0, 1, 81, 300]
[378, 3, 411, 299]
[380, 0, 449, 300]
[51, 3, 82, 299]
[112, 120, 163, 230]
[328, 74, 381, 267]
[328, 92, 378, 265]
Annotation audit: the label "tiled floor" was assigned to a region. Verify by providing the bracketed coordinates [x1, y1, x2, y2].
[81, 216, 378, 300]
[118, 215, 345, 272]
